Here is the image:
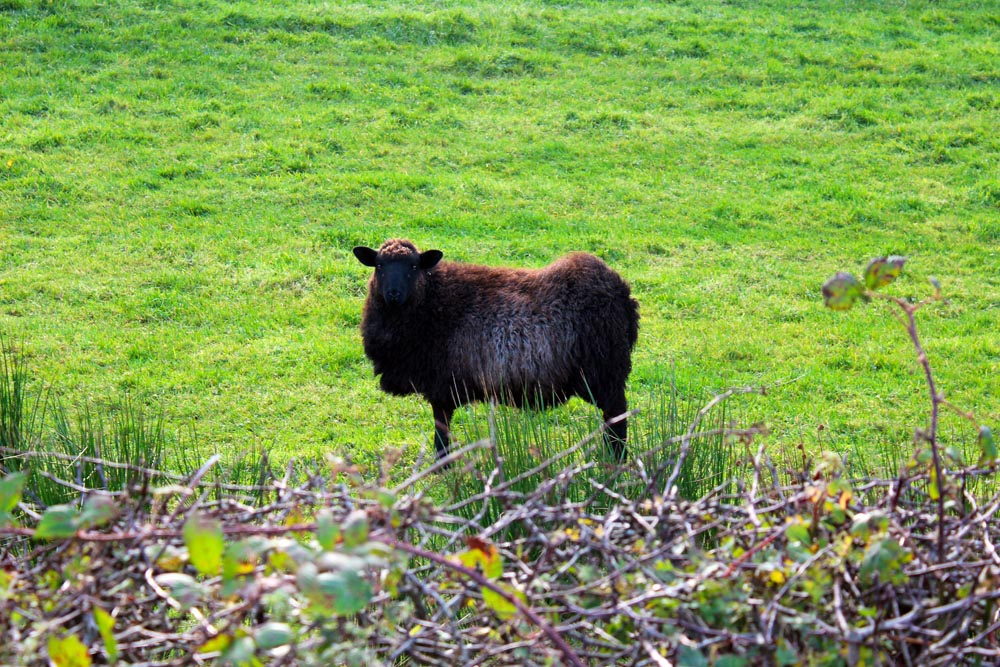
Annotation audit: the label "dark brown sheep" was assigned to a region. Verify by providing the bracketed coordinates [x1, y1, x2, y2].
[353, 239, 640, 462]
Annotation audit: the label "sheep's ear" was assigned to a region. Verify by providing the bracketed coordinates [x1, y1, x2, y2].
[420, 250, 443, 270]
[353, 246, 378, 267]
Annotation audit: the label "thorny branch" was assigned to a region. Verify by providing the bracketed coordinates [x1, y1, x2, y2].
[874, 290, 950, 563]
[3, 420, 1000, 666]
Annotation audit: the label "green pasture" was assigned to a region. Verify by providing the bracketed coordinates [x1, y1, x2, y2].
[1, 0, 998, 478]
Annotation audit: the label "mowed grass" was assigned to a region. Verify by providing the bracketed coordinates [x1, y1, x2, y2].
[1, 0, 998, 475]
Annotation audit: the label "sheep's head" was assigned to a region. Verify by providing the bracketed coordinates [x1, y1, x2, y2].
[353, 239, 443, 307]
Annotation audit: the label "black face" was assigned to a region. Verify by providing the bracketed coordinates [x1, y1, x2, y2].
[377, 256, 420, 306]
[353, 245, 443, 307]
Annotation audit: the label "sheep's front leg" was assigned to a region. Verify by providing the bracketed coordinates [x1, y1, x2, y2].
[431, 402, 455, 460]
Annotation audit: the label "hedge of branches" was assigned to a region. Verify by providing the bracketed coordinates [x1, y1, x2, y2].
[3, 258, 998, 666]
[2, 424, 1000, 667]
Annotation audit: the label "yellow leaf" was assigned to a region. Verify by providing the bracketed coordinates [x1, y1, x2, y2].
[457, 538, 503, 579]
[284, 507, 306, 528]
[234, 560, 255, 575]
[805, 485, 826, 503]
[769, 570, 786, 585]
[267, 550, 295, 573]
[928, 466, 941, 501]
[47, 635, 92, 667]
[153, 545, 187, 572]
[196, 634, 232, 655]
[838, 490, 852, 510]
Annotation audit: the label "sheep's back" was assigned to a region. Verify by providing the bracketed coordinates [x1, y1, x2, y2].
[434, 253, 632, 393]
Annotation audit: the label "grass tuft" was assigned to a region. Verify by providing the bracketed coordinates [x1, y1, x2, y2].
[443, 373, 747, 539]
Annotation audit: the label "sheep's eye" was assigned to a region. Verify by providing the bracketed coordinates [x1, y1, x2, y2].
[376, 264, 383, 270]
[410, 265, 418, 272]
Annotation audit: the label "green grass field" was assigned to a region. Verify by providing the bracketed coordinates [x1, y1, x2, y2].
[2, 0, 998, 476]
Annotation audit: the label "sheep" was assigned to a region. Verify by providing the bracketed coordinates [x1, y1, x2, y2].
[352, 239, 640, 462]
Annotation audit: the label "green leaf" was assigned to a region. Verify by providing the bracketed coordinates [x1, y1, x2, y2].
[319, 569, 373, 616]
[78, 496, 118, 530]
[945, 445, 965, 466]
[482, 581, 526, 620]
[458, 549, 503, 579]
[859, 537, 910, 585]
[223, 539, 260, 581]
[785, 521, 811, 545]
[93, 608, 118, 665]
[316, 509, 339, 551]
[0, 471, 27, 513]
[676, 645, 709, 667]
[155, 573, 207, 610]
[295, 561, 320, 593]
[315, 551, 367, 573]
[374, 489, 396, 509]
[255, 622, 293, 650]
[341, 510, 369, 549]
[979, 426, 997, 465]
[35, 504, 81, 540]
[717, 656, 749, 667]
[0, 470, 28, 528]
[776, 643, 799, 666]
[850, 511, 889, 539]
[47, 634, 92, 667]
[822, 272, 865, 311]
[863, 255, 906, 290]
[384, 566, 404, 597]
[298, 562, 373, 616]
[183, 514, 225, 576]
[220, 635, 256, 666]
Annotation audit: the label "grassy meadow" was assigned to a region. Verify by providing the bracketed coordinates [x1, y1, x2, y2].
[1, 0, 998, 479]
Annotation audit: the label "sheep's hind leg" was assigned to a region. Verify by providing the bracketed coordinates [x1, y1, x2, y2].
[431, 403, 455, 461]
[600, 392, 629, 463]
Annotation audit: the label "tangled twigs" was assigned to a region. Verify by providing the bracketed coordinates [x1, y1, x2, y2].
[377, 534, 585, 667]
[4, 433, 1000, 666]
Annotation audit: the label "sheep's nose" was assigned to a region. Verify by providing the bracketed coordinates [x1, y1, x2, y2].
[385, 289, 403, 304]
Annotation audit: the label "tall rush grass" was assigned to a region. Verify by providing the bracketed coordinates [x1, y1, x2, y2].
[445, 372, 746, 536]
[0, 337, 275, 507]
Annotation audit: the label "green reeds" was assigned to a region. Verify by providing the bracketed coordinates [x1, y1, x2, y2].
[0, 336, 288, 508]
[445, 371, 748, 536]
[0, 335, 41, 455]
